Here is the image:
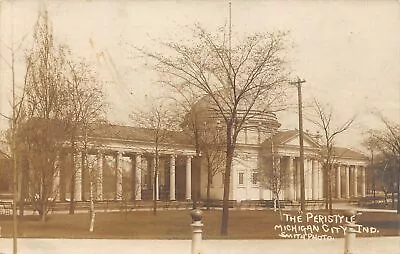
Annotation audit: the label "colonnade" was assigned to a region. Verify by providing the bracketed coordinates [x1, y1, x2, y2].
[275, 156, 366, 200]
[53, 150, 194, 202]
[334, 164, 366, 199]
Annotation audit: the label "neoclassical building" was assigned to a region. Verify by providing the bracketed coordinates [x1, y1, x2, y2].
[51, 104, 368, 204]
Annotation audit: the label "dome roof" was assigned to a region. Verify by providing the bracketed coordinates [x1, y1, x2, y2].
[184, 92, 281, 133]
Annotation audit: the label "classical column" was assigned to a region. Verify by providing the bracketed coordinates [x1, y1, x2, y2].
[274, 155, 282, 199]
[81, 152, 87, 201]
[336, 165, 341, 199]
[353, 166, 358, 197]
[287, 157, 295, 200]
[88, 154, 96, 201]
[318, 161, 323, 200]
[53, 152, 60, 201]
[296, 159, 301, 201]
[115, 152, 123, 200]
[74, 151, 82, 202]
[152, 156, 160, 201]
[344, 165, 350, 199]
[135, 153, 142, 200]
[305, 158, 312, 200]
[312, 160, 318, 200]
[96, 151, 103, 200]
[361, 166, 366, 197]
[170, 155, 176, 201]
[186, 156, 192, 200]
[59, 152, 67, 201]
[303, 158, 308, 200]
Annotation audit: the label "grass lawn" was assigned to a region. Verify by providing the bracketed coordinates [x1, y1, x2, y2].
[0, 210, 398, 239]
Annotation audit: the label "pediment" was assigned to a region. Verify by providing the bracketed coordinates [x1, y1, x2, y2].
[261, 130, 321, 150]
[281, 133, 320, 148]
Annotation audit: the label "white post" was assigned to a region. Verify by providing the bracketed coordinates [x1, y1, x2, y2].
[170, 155, 176, 201]
[116, 152, 123, 200]
[96, 151, 103, 200]
[344, 209, 357, 254]
[336, 165, 341, 199]
[190, 209, 203, 254]
[135, 154, 142, 200]
[186, 156, 192, 200]
[74, 151, 82, 202]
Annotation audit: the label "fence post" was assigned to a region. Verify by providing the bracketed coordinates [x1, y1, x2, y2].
[190, 208, 203, 254]
[344, 209, 358, 254]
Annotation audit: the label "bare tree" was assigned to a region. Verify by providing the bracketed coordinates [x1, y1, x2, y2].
[83, 149, 103, 232]
[194, 121, 226, 209]
[174, 89, 226, 209]
[139, 25, 288, 234]
[131, 99, 179, 215]
[0, 22, 31, 222]
[63, 58, 106, 215]
[362, 135, 379, 201]
[20, 10, 69, 222]
[260, 138, 290, 216]
[366, 116, 400, 213]
[310, 99, 354, 212]
[16, 10, 106, 221]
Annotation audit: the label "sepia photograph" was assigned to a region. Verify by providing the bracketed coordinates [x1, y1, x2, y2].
[0, 0, 399, 253]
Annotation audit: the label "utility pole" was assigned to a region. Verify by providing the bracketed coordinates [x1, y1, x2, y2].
[291, 78, 306, 212]
[229, 1, 232, 60]
[10, 3, 18, 253]
[12, 48, 18, 254]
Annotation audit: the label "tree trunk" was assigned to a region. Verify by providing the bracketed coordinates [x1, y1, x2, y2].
[69, 173, 76, 215]
[192, 156, 200, 209]
[397, 170, 400, 214]
[384, 191, 388, 206]
[391, 167, 396, 209]
[206, 163, 212, 210]
[18, 158, 29, 216]
[69, 142, 77, 215]
[153, 153, 158, 216]
[391, 190, 395, 209]
[40, 200, 47, 223]
[220, 137, 234, 236]
[277, 194, 283, 220]
[327, 166, 332, 213]
[324, 167, 329, 210]
[89, 199, 95, 232]
[372, 168, 376, 203]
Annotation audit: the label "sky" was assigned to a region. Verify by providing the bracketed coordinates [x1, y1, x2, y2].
[0, 0, 399, 151]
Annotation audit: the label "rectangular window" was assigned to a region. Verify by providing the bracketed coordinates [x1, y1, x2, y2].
[252, 172, 259, 185]
[238, 172, 244, 185]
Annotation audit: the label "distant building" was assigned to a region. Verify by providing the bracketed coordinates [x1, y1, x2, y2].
[47, 99, 368, 203]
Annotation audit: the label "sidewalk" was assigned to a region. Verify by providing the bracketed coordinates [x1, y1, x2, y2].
[332, 202, 398, 213]
[0, 237, 399, 254]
